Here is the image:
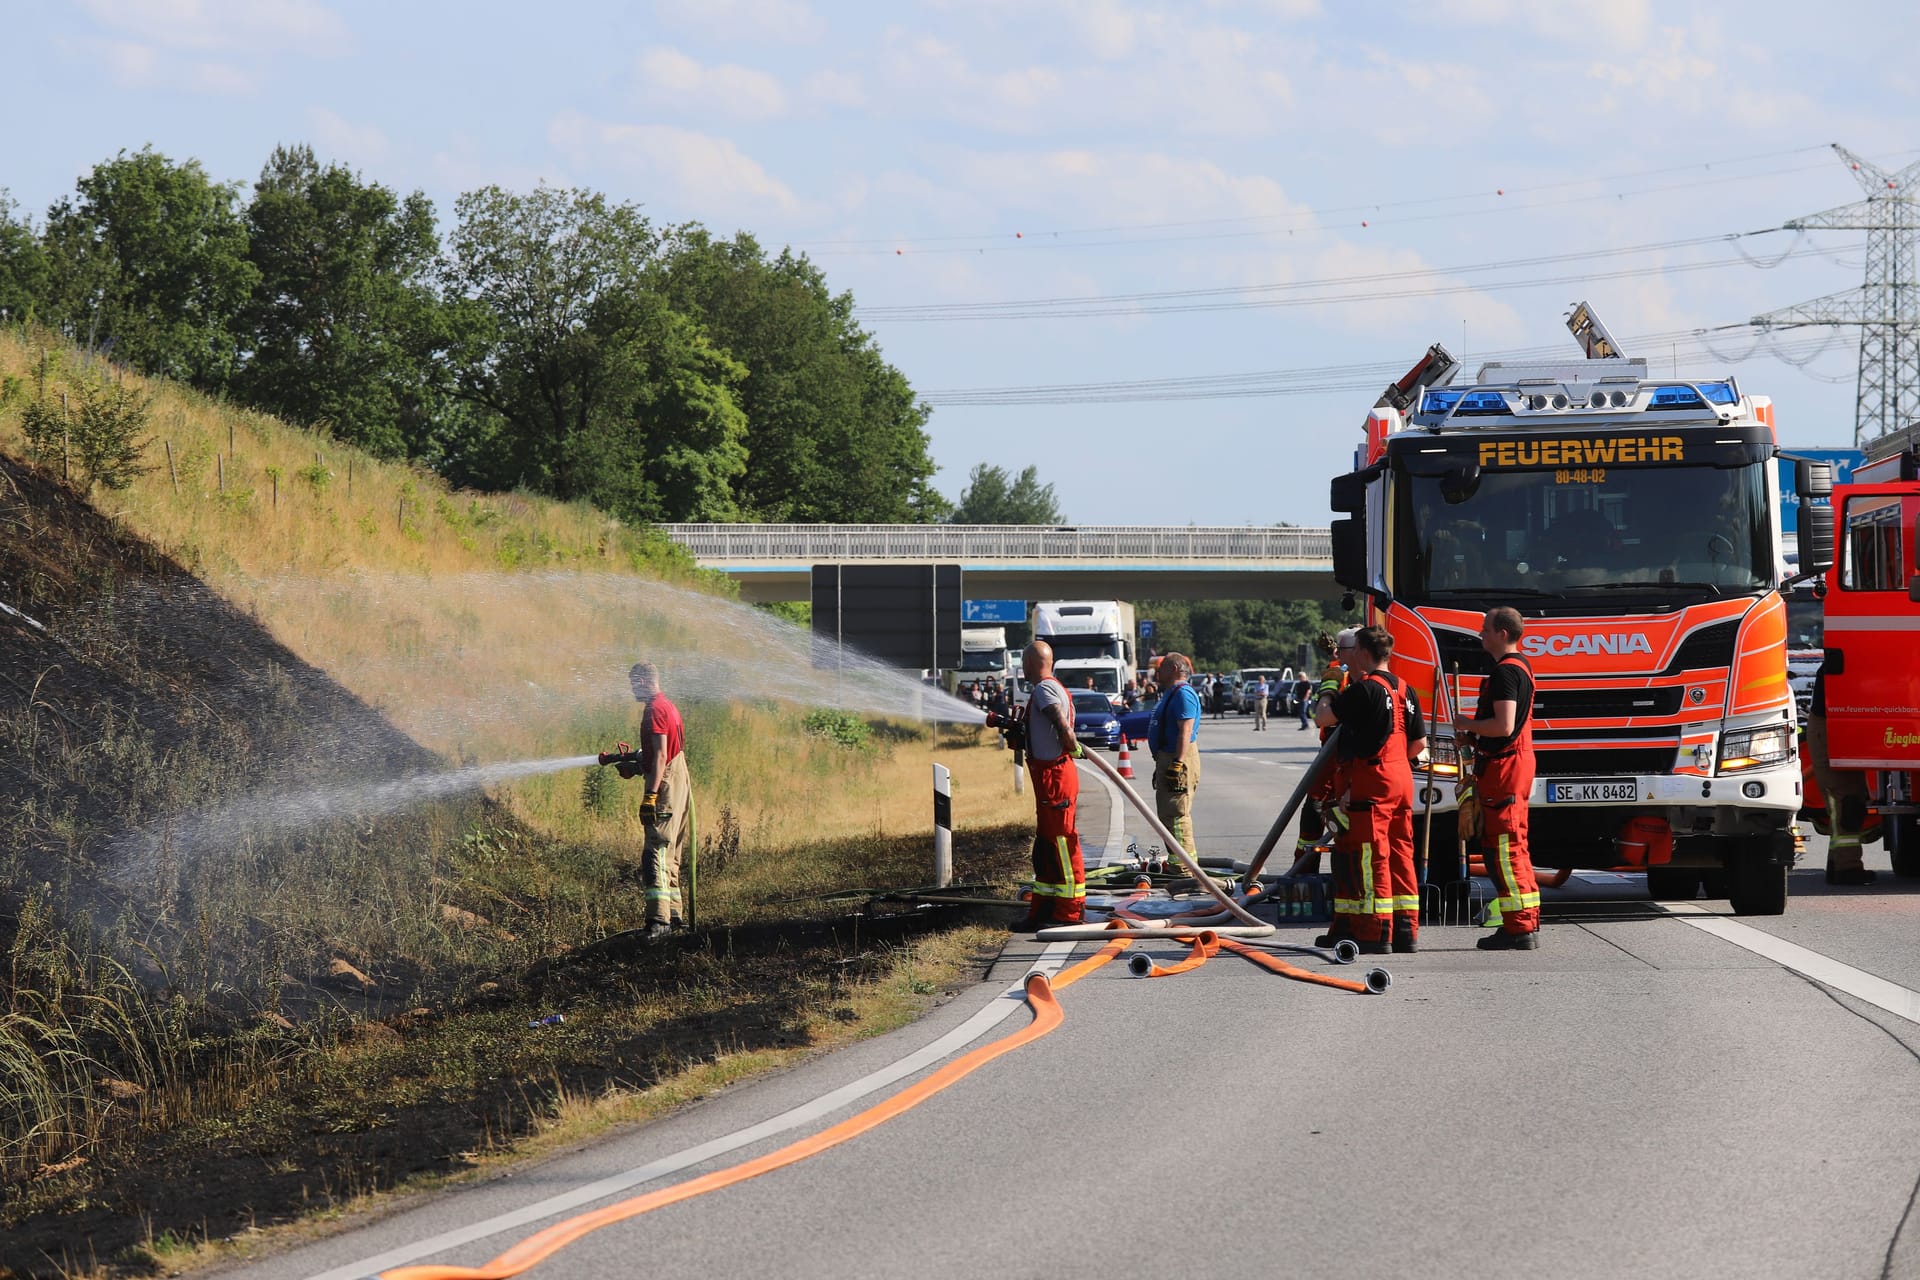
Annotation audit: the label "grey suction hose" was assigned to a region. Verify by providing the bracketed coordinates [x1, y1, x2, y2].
[1038, 750, 1269, 940]
[1240, 727, 1341, 885]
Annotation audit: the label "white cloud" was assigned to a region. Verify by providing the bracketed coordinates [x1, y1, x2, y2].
[637, 46, 788, 122]
[100, 38, 256, 94]
[307, 107, 390, 164]
[549, 113, 800, 216]
[877, 22, 1296, 137]
[79, 0, 350, 53]
[1426, 0, 1651, 46]
[804, 68, 866, 109]
[651, 0, 824, 44]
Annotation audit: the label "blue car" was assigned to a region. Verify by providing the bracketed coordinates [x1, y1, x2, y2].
[1070, 690, 1125, 750]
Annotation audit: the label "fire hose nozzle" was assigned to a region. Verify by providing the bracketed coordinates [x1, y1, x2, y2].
[597, 741, 638, 767]
[1127, 953, 1153, 978]
[1334, 939, 1360, 965]
[1364, 968, 1392, 994]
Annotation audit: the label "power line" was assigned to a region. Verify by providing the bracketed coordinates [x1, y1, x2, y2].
[869, 241, 1859, 324]
[808, 150, 1920, 259]
[797, 143, 1843, 252]
[861, 230, 1847, 321]
[921, 326, 1853, 407]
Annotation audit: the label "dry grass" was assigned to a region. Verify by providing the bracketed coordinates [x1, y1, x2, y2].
[0, 327, 1037, 1274]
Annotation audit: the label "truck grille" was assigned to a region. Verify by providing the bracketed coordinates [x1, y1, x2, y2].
[1534, 687, 1684, 719]
[1533, 746, 1678, 776]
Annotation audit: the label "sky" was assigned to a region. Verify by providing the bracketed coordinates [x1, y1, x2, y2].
[9, 0, 1920, 526]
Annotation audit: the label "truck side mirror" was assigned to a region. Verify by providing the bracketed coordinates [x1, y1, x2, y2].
[1329, 472, 1368, 515]
[1795, 459, 1834, 499]
[1797, 503, 1835, 578]
[1331, 516, 1367, 591]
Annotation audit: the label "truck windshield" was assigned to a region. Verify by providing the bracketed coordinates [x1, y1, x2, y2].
[958, 650, 1007, 671]
[1394, 460, 1772, 604]
[1058, 668, 1120, 694]
[1046, 639, 1124, 662]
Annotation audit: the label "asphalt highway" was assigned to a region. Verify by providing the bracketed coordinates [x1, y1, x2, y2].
[234, 715, 1920, 1280]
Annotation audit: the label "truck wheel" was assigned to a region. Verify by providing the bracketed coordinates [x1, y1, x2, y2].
[1891, 816, 1920, 880]
[1645, 868, 1699, 901]
[1727, 849, 1788, 916]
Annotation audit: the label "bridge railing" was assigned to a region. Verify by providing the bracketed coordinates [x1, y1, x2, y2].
[660, 524, 1332, 561]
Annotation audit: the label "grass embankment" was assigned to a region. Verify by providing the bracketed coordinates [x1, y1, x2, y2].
[0, 329, 1032, 1276]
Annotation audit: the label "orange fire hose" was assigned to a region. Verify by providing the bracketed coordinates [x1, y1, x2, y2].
[382, 932, 1131, 1280]
[1127, 929, 1219, 977]
[1218, 937, 1388, 994]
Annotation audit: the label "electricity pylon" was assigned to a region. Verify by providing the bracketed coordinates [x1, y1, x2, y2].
[1752, 144, 1920, 445]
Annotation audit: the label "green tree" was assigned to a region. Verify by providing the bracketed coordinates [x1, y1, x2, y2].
[660, 230, 940, 522]
[41, 147, 257, 386]
[949, 463, 1064, 524]
[438, 185, 746, 521]
[235, 145, 446, 458]
[0, 190, 47, 323]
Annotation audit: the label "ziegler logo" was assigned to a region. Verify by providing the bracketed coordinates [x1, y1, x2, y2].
[1521, 633, 1655, 657]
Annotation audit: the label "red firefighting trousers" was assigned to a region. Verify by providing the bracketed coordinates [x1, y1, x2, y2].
[1337, 755, 1416, 945]
[1028, 753, 1086, 924]
[1477, 749, 1540, 934]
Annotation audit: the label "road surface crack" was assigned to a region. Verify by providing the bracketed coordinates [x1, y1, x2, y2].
[1791, 970, 1920, 1280]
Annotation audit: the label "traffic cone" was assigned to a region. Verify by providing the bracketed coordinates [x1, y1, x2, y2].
[1117, 740, 1135, 780]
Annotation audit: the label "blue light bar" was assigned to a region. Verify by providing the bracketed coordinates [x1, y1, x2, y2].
[1649, 381, 1736, 407]
[1421, 390, 1462, 414]
[1459, 390, 1509, 413]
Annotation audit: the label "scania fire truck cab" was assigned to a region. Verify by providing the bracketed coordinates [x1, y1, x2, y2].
[1329, 307, 1830, 915]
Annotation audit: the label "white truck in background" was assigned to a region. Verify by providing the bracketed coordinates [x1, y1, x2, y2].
[944, 626, 1015, 696]
[1032, 600, 1135, 704]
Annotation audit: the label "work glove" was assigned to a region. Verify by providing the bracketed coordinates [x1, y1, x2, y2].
[1069, 741, 1086, 759]
[1163, 759, 1189, 795]
[640, 792, 659, 824]
[1455, 785, 1482, 840]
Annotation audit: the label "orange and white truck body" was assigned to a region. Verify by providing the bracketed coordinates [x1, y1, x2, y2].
[1329, 321, 1806, 910]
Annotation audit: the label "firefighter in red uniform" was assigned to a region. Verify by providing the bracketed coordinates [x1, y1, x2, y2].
[1315, 625, 1427, 955]
[1018, 640, 1087, 929]
[1455, 606, 1542, 950]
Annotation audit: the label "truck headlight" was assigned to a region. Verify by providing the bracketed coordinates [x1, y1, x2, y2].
[1718, 725, 1793, 772]
[1426, 736, 1460, 776]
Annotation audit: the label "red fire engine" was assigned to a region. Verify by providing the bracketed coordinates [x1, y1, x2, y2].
[1808, 425, 1920, 875]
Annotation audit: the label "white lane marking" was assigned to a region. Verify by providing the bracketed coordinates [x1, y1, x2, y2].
[1664, 903, 1920, 1024]
[1078, 754, 1128, 865]
[303, 941, 1079, 1280]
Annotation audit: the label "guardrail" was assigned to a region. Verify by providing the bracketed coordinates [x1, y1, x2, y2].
[661, 524, 1332, 561]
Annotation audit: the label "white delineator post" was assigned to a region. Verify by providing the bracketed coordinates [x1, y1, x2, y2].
[932, 762, 953, 888]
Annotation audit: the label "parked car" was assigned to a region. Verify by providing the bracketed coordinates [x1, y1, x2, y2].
[1070, 690, 1125, 750]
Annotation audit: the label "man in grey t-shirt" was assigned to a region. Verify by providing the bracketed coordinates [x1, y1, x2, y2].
[1020, 640, 1085, 928]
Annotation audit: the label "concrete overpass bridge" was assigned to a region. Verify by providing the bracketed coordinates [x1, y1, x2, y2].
[661, 524, 1336, 603]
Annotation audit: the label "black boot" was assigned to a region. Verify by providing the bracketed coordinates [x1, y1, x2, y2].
[1476, 929, 1539, 951]
[1826, 867, 1878, 886]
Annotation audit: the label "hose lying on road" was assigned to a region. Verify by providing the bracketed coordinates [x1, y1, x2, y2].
[381, 926, 1134, 1280]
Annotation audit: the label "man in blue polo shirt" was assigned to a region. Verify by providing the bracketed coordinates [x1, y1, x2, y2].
[1147, 652, 1203, 856]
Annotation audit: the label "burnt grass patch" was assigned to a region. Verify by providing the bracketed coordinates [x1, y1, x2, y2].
[0, 452, 1038, 1276]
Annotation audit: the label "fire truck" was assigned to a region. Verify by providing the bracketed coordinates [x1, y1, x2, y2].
[1808, 424, 1920, 877]
[1328, 305, 1832, 915]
